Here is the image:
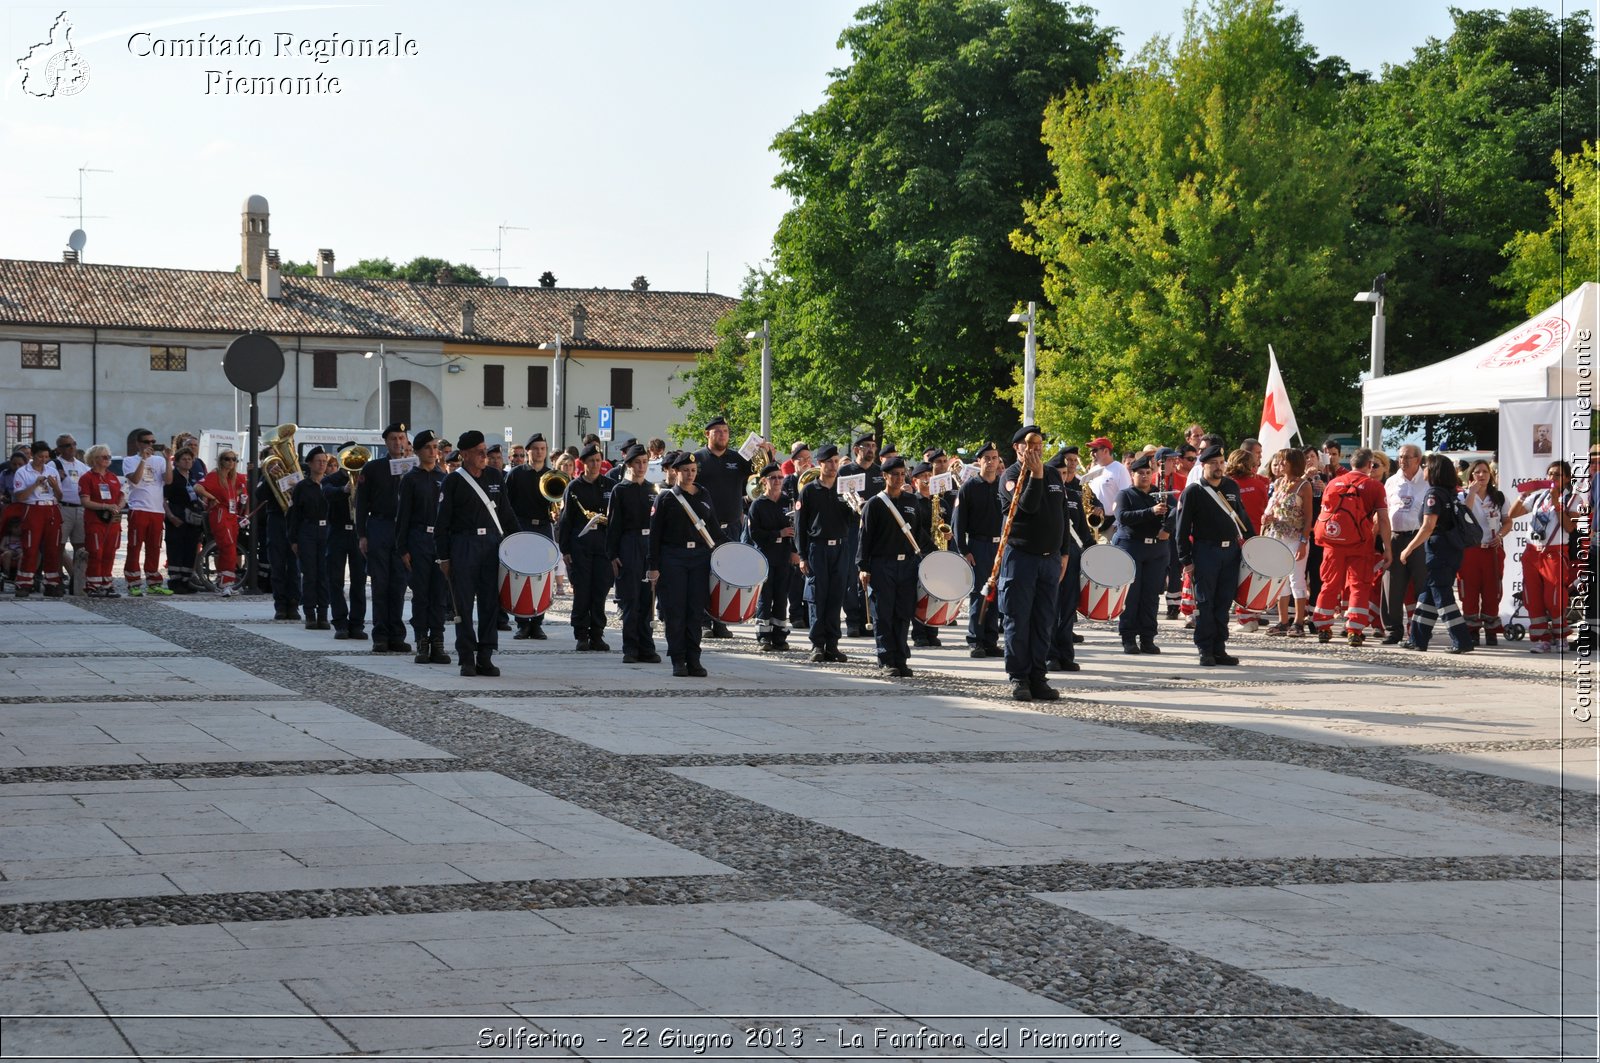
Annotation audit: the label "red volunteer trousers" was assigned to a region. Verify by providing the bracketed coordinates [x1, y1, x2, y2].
[209, 510, 240, 587]
[1313, 544, 1376, 632]
[83, 512, 122, 586]
[1457, 544, 1504, 629]
[124, 509, 166, 583]
[18, 504, 63, 590]
[1522, 546, 1571, 641]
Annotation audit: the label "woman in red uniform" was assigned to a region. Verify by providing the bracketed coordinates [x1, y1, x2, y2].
[1457, 459, 1506, 646]
[78, 445, 125, 597]
[196, 449, 247, 596]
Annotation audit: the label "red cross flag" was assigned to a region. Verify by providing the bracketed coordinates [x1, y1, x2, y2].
[1259, 345, 1300, 455]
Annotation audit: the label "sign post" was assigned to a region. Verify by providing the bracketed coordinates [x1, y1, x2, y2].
[222, 332, 285, 597]
[597, 405, 614, 460]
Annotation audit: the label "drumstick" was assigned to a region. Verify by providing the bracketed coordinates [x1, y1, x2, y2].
[978, 437, 1039, 623]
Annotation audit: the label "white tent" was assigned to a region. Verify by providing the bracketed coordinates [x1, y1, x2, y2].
[1362, 281, 1598, 417]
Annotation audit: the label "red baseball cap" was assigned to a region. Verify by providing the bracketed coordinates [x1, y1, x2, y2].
[1088, 437, 1113, 451]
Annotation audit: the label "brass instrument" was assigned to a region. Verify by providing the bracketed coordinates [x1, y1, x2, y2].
[261, 422, 301, 512]
[797, 466, 823, 490]
[338, 443, 371, 473]
[747, 473, 764, 501]
[932, 486, 951, 551]
[539, 469, 570, 520]
[1084, 481, 1107, 541]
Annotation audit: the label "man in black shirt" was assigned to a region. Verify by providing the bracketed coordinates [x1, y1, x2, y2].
[396, 430, 451, 665]
[795, 444, 852, 663]
[559, 443, 616, 652]
[1176, 444, 1255, 666]
[289, 447, 332, 631]
[954, 442, 1003, 658]
[323, 444, 366, 641]
[255, 455, 299, 620]
[356, 423, 412, 654]
[435, 430, 519, 677]
[747, 462, 798, 650]
[1049, 446, 1093, 672]
[996, 425, 1067, 702]
[1111, 453, 1173, 655]
[840, 434, 885, 638]
[857, 455, 929, 678]
[693, 416, 769, 638]
[605, 445, 660, 664]
[648, 452, 727, 676]
[505, 433, 554, 640]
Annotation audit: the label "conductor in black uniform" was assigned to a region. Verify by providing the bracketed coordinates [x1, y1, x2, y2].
[1111, 453, 1173, 654]
[856, 455, 929, 678]
[435, 430, 519, 677]
[954, 442, 1003, 658]
[648, 452, 726, 677]
[996, 425, 1067, 702]
[356, 424, 412, 654]
[606, 444, 660, 664]
[795, 444, 851, 663]
[396, 430, 451, 666]
[1176, 444, 1255, 666]
[504, 433, 554, 640]
[559, 443, 615, 652]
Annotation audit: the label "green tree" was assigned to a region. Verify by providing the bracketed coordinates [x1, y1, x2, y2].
[335, 256, 491, 285]
[1016, 0, 1361, 446]
[1499, 143, 1600, 315]
[765, 0, 1113, 449]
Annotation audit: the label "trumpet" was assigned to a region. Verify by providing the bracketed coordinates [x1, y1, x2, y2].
[262, 422, 301, 512]
[539, 469, 570, 520]
[338, 443, 371, 473]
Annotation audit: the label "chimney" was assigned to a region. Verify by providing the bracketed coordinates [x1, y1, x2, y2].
[241, 194, 270, 281]
[317, 248, 335, 277]
[261, 248, 282, 300]
[570, 302, 587, 342]
[460, 299, 476, 336]
[63, 249, 78, 264]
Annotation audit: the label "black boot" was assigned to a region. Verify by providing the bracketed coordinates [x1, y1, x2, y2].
[429, 640, 451, 664]
[414, 640, 430, 664]
[1485, 628, 1498, 646]
[459, 654, 477, 677]
[476, 651, 501, 677]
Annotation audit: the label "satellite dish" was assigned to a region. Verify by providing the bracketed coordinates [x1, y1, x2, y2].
[494, 277, 509, 287]
[68, 229, 86, 252]
[223, 331, 286, 394]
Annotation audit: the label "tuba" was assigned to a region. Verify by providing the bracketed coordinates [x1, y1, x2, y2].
[797, 466, 823, 490]
[261, 423, 302, 512]
[338, 443, 370, 473]
[747, 473, 764, 502]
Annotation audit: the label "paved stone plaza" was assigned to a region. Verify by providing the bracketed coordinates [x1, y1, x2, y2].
[0, 592, 1594, 1060]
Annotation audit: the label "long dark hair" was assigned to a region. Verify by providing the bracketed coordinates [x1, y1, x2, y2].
[1466, 460, 1503, 508]
[1425, 453, 1459, 491]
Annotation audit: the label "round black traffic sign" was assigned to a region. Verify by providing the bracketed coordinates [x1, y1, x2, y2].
[223, 332, 285, 394]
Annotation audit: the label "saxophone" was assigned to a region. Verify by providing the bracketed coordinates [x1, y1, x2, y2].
[932, 488, 951, 551]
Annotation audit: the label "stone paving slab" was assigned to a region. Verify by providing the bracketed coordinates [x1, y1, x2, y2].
[0, 623, 186, 655]
[0, 771, 731, 903]
[461, 693, 1207, 756]
[1406, 746, 1600, 791]
[0, 698, 450, 767]
[1036, 880, 1597, 1059]
[0, 655, 292, 700]
[671, 759, 1563, 866]
[332, 650, 892, 692]
[3, 902, 1174, 1058]
[0, 599, 117, 623]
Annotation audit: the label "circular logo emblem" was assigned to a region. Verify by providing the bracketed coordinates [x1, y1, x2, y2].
[1478, 316, 1567, 369]
[43, 50, 90, 95]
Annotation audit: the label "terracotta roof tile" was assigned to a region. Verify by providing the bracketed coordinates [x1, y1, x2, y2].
[0, 260, 734, 350]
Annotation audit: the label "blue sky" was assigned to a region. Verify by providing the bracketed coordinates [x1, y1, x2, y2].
[0, 1, 1583, 293]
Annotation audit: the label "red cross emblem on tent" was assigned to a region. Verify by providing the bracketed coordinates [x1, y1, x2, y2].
[1479, 316, 1567, 368]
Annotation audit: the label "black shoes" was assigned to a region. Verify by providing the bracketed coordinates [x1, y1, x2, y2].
[687, 663, 708, 677]
[1122, 642, 1141, 655]
[889, 665, 913, 678]
[672, 664, 690, 677]
[810, 649, 829, 663]
[985, 646, 1005, 658]
[640, 653, 662, 664]
[390, 640, 412, 655]
[591, 639, 612, 652]
[513, 628, 534, 640]
[347, 628, 368, 640]
[475, 653, 501, 678]
[1167, 604, 1180, 620]
[575, 640, 593, 652]
[1382, 632, 1403, 645]
[1199, 654, 1218, 666]
[1139, 641, 1161, 654]
[1061, 660, 1081, 672]
[1317, 629, 1333, 643]
[459, 658, 477, 677]
[1010, 681, 1033, 701]
[414, 641, 431, 664]
[371, 642, 390, 654]
[1215, 652, 1240, 666]
[496, 617, 512, 632]
[970, 647, 988, 659]
[706, 623, 734, 639]
[622, 654, 640, 664]
[334, 629, 351, 641]
[1072, 633, 1084, 644]
[825, 647, 849, 663]
[1030, 682, 1060, 701]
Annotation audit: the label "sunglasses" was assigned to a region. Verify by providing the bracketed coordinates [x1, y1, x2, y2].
[219, 456, 237, 464]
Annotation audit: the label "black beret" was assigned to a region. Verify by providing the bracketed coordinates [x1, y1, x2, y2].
[303, 445, 326, 462]
[1199, 444, 1225, 463]
[1179, 444, 1198, 457]
[525, 432, 545, 447]
[456, 430, 485, 452]
[383, 423, 407, 437]
[412, 430, 438, 449]
[910, 461, 933, 477]
[881, 455, 907, 472]
[487, 442, 503, 454]
[670, 452, 697, 470]
[620, 437, 636, 449]
[446, 451, 460, 463]
[579, 443, 601, 460]
[790, 441, 810, 456]
[1011, 424, 1043, 445]
[1045, 448, 1068, 469]
[623, 445, 647, 462]
[704, 416, 728, 432]
[1128, 454, 1153, 472]
[1155, 447, 1177, 460]
[853, 434, 876, 448]
[973, 441, 997, 458]
[881, 443, 899, 456]
[814, 443, 840, 462]
[924, 448, 945, 461]
[758, 463, 782, 478]
[1061, 445, 1079, 455]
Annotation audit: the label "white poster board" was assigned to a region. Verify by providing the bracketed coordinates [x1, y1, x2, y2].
[1497, 397, 1575, 624]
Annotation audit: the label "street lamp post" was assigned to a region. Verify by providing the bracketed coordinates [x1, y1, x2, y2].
[1353, 274, 1387, 450]
[539, 337, 565, 451]
[1008, 303, 1037, 424]
[363, 344, 387, 430]
[745, 321, 772, 441]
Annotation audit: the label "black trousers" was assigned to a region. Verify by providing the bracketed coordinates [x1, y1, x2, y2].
[406, 530, 447, 646]
[756, 546, 793, 639]
[1052, 548, 1081, 663]
[516, 522, 553, 635]
[867, 555, 918, 668]
[805, 541, 848, 649]
[367, 518, 406, 644]
[449, 532, 502, 660]
[569, 540, 613, 642]
[296, 525, 330, 617]
[967, 540, 1001, 650]
[615, 535, 655, 658]
[328, 524, 366, 630]
[660, 544, 709, 667]
[266, 513, 300, 610]
[1118, 546, 1167, 644]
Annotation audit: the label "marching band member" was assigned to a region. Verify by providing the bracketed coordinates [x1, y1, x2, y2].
[78, 445, 124, 597]
[324, 443, 367, 639]
[257, 447, 300, 619]
[649, 452, 726, 677]
[435, 430, 519, 677]
[12, 441, 64, 597]
[908, 461, 943, 648]
[840, 435, 885, 639]
[506, 433, 555, 640]
[856, 454, 929, 677]
[747, 462, 798, 651]
[560, 443, 616, 652]
[694, 417, 765, 638]
[795, 443, 851, 663]
[606, 444, 661, 664]
[356, 424, 412, 655]
[122, 429, 174, 596]
[1111, 453, 1172, 654]
[1177, 444, 1256, 665]
[196, 449, 246, 596]
[396, 430, 451, 665]
[162, 448, 204, 593]
[1047, 445, 1093, 672]
[288, 447, 333, 631]
[781, 443, 811, 624]
[996, 425, 1066, 701]
[954, 441, 1004, 659]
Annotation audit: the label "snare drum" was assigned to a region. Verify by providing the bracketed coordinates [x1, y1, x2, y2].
[497, 532, 560, 619]
[1078, 543, 1136, 621]
[915, 551, 974, 626]
[1235, 535, 1295, 612]
[708, 542, 769, 624]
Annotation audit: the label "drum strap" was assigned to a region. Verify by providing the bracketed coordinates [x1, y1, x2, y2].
[874, 492, 923, 556]
[672, 489, 718, 549]
[453, 469, 503, 536]
[1203, 484, 1249, 538]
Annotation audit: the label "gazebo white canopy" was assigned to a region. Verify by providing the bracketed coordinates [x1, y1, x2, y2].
[1361, 281, 1597, 417]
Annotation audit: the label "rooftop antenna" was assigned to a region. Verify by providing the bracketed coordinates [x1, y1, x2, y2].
[473, 222, 527, 283]
[705, 251, 710, 294]
[48, 164, 112, 236]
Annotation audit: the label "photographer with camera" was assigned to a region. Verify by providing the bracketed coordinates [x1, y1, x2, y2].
[122, 428, 175, 596]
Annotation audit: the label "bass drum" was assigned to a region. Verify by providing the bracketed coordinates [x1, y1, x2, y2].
[915, 551, 974, 626]
[1236, 535, 1295, 612]
[1077, 543, 1136, 621]
[709, 542, 769, 624]
[498, 531, 560, 619]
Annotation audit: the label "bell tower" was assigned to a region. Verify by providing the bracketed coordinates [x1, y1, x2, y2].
[241, 194, 269, 280]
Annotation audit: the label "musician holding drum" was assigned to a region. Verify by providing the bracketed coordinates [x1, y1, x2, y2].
[856, 455, 930, 678]
[1176, 444, 1255, 666]
[648, 452, 726, 677]
[435, 431, 520, 678]
[747, 462, 798, 652]
[1111, 453, 1172, 655]
[396, 430, 452, 666]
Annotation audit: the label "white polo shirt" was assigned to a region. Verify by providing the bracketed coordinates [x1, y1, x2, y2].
[12, 463, 60, 505]
[1385, 466, 1427, 533]
[53, 456, 89, 504]
[123, 453, 168, 513]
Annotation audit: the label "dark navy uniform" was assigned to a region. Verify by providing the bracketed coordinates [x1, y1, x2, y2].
[288, 477, 331, 627]
[856, 487, 929, 673]
[1112, 478, 1174, 651]
[997, 440, 1069, 697]
[505, 459, 555, 638]
[1176, 469, 1254, 663]
[1052, 470, 1093, 668]
[396, 462, 449, 659]
[780, 470, 808, 625]
[839, 457, 885, 636]
[693, 446, 753, 537]
[909, 488, 943, 647]
[435, 466, 519, 668]
[746, 494, 797, 648]
[356, 452, 408, 651]
[256, 478, 300, 618]
[649, 485, 726, 673]
[323, 467, 367, 638]
[953, 471, 1003, 654]
[606, 477, 658, 661]
[558, 471, 615, 649]
[795, 474, 853, 656]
